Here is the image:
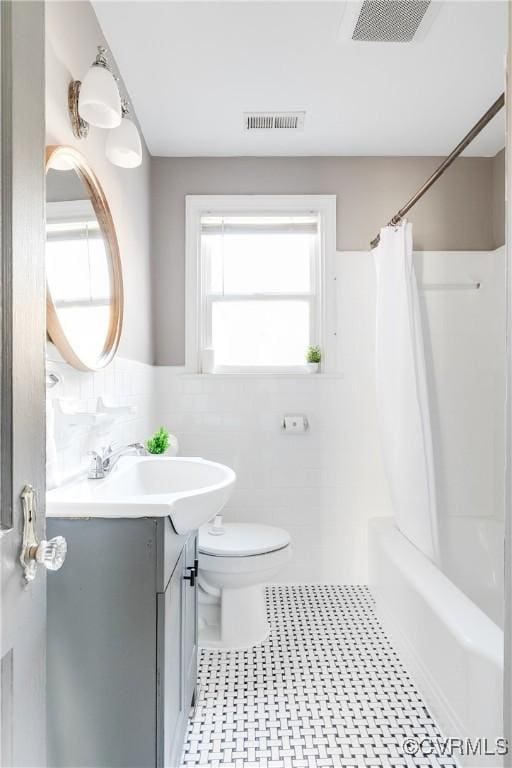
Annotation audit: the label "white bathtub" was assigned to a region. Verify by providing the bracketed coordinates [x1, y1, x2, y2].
[369, 517, 503, 765]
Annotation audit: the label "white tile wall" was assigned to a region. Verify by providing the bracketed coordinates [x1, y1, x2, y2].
[46, 346, 157, 487]
[416, 248, 507, 522]
[154, 369, 392, 584]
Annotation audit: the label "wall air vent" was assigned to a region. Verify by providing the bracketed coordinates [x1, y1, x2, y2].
[338, 0, 442, 44]
[243, 112, 305, 131]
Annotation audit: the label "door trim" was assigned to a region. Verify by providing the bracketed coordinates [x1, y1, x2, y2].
[0, 0, 13, 532]
[504, 4, 511, 759]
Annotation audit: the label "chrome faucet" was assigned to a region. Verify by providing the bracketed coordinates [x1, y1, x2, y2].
[87, 442, 148, 480]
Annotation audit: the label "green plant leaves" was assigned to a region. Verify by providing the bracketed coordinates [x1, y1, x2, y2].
[146, 426, 170, 455]
[306, 345, 321, 363]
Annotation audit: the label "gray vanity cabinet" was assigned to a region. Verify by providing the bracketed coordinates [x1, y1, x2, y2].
[157, 533, 198, 768]
[183, 533, 199, 706]
[47, 517, 198, 768]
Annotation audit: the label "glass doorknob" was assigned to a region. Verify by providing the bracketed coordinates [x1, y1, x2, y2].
[20, 485, 67, 581]
[31, 536, 67, 571]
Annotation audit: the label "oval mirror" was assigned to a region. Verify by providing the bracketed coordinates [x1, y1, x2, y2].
[45, 145, 123, 371]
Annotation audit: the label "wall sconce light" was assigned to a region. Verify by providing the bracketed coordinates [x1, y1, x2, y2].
[68, 46, 142, 170]
[78, 46, 121, 129]
[105, 100, 142, 168]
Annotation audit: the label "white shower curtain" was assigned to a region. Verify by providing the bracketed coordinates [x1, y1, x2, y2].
[374, 222, 439, 563]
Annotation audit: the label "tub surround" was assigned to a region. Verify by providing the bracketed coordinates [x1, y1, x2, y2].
[441, 516, 504, 627]
[369, 517, 503, 765]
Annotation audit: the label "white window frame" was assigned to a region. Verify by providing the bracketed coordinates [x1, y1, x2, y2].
[185, 195, 337, 374]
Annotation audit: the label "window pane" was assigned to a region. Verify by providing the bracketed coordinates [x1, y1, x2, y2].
[204, 232, 314, 294]
[46, 225, 113, 366]
[211, 300, 310, 366]
[46, 236, 112, 303]
[54, 306, 111, 363]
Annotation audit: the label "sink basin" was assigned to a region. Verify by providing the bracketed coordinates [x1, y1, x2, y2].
[46, 456, 236, 534]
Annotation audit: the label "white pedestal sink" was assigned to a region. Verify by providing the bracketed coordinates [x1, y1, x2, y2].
[46, 456, 236, 534]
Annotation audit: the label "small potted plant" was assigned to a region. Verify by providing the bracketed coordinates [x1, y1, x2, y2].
[305, 345, 321, 373]
[146, 426, 170, 455]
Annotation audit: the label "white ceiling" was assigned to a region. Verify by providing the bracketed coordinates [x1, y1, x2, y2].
[93, 0, 507, 157]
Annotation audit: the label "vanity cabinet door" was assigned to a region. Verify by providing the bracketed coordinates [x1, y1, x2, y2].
[182, 532, 198, 711]
[157, 548, 185, 768]
[157, 533, 198, 768]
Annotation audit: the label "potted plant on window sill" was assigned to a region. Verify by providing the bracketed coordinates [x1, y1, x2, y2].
[306, 345, 321, 373]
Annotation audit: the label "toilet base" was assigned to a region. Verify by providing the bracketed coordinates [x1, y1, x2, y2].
[199, 583, 270, 650]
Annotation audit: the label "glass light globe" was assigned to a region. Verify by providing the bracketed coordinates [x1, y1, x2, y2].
[78, 65, 122, 129]
[106, 117, 142, 168]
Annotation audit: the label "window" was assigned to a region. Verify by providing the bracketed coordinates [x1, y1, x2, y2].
[186, 196, 336, 373]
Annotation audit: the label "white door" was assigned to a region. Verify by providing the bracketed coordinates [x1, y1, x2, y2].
[1, 3, 47, 766]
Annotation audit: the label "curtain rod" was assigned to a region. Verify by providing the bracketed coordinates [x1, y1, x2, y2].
[370, 92, 505, 250]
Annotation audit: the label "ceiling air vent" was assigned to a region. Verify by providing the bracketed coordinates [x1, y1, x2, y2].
[244, 112, 305, 131]
[338, 0, 442, 44]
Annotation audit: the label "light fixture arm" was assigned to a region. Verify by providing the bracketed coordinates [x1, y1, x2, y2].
[68, 81, 89, 139]
[92, 45, 111, 70]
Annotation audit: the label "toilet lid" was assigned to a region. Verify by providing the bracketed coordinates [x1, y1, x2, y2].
[199, 523, 290, 557]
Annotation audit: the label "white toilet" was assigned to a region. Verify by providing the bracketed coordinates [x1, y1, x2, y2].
[198, 521, 291, 649]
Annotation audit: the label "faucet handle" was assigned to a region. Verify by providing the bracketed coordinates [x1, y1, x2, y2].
[87, 450, 105, 480]
[129, 442, 148, 456]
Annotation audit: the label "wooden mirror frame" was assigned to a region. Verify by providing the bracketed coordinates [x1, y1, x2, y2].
[45, 145, 124, 371]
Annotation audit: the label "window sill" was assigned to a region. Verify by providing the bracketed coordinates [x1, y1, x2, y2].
[179, 372, 344, 380]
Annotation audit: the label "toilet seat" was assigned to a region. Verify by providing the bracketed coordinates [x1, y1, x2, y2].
[199, 545, 290, 577]
[199, 523, 291, 557]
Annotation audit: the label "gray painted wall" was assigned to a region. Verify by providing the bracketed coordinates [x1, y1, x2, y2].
[45, 1, 154, 364]
[492, 148, 505, 249]
[151, 154, 504, 365]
